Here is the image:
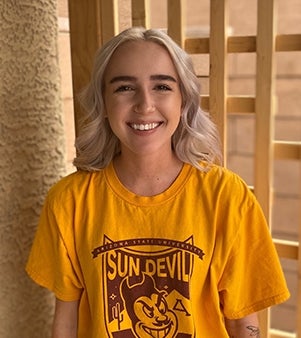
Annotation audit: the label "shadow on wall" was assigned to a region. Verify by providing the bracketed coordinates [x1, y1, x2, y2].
[0, 1, 66, 337]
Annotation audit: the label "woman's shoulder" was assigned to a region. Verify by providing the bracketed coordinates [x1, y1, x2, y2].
[189, 163, 259, 216]
[192, 162, 253, 198]
[194, 162, 246, 183]
[46, 169, 105, 202]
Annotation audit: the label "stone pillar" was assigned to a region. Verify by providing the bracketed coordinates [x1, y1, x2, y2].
[0, 1, 66, 336]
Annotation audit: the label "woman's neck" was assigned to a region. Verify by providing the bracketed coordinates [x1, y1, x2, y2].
[113, 152, 183, 196]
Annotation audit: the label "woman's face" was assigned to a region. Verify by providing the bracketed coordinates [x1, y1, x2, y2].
[103, 40, 182, 158]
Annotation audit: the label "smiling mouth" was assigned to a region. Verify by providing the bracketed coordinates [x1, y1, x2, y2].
[142, 321, 174, 338]
[129, 122, 161, 131]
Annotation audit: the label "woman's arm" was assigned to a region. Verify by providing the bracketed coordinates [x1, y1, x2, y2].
[225, 313, 260, 338]
[52, 298, 79, 338]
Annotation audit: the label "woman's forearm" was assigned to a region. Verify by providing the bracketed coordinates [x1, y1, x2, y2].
[225, 312, 260, 338]
[52, 298, 79, 338]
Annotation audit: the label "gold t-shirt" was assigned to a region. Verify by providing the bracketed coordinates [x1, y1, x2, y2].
[26, 162, 289, 337]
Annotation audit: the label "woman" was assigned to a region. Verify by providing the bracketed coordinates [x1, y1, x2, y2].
[26, 27, 289, 337]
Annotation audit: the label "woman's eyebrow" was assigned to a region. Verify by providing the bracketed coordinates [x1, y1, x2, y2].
[150, 74, 177, 82]
[109, 75, 136, 84]
[109, 74, 177, 84]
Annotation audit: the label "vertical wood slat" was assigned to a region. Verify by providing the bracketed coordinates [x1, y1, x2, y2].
[100, 0, 119, 44]
[131, 0, 150, 28]
[209, 0, 228, 165]
[167, 0, 186, 47]
[68, 0, 119, 135]
[255, 0, 276, 222]
[255, 0, 277, 336]
[68, 0, 102, 135]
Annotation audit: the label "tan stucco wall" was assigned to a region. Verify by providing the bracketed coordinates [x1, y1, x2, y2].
[0, 1, 66, 337]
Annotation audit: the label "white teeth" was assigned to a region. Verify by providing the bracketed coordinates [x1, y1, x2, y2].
[131, 122, 159, 131]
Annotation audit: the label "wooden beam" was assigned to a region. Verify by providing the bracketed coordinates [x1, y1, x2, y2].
[276, 34, 301, 52]
[228, 36, 256, 53]
[255, 0, 276, 222]
[185, 37, 209, 54]
[227, 96, 255, 113]
[255, 0, 277, 335]
[209, 0, 228, 165]
[185, 34, 301, 55]
[131, 0, 150, 28]
[68, 0, 102, 135]
[100, 0, 119, 44]
[273, 239, 299, 260]
[167, 0, 186, 47]
[274, 141, 301, 160]
[201, 96, 255, 113]
[185, 36, 256, 54]
[200, 96, 209, 111]
[68, 0, 119, 135]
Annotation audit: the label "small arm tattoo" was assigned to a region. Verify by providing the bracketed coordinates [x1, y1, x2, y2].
[229, 325, 260, 338]
[246, 325, 261, 337]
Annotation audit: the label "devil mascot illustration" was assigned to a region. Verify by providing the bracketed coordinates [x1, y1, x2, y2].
[120, 273, 178, 338]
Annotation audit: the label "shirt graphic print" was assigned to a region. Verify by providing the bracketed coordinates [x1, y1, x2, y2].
[92, 235, 205, 337]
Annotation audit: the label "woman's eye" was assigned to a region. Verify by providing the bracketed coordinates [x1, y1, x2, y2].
[115, 85, 133, 92]
[155, 84, 172, 91]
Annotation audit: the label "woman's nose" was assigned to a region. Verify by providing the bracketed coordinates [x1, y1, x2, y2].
[134, 90, 155, 114]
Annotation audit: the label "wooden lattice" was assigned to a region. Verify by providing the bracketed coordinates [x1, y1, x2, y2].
[67, 0, 301, 336]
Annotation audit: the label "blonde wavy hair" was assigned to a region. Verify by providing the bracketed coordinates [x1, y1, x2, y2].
[73, 27, 222, 171]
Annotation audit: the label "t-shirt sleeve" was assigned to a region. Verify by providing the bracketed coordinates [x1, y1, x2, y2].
[217, 175, 290, 319]
[26, 191, 83, 301]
